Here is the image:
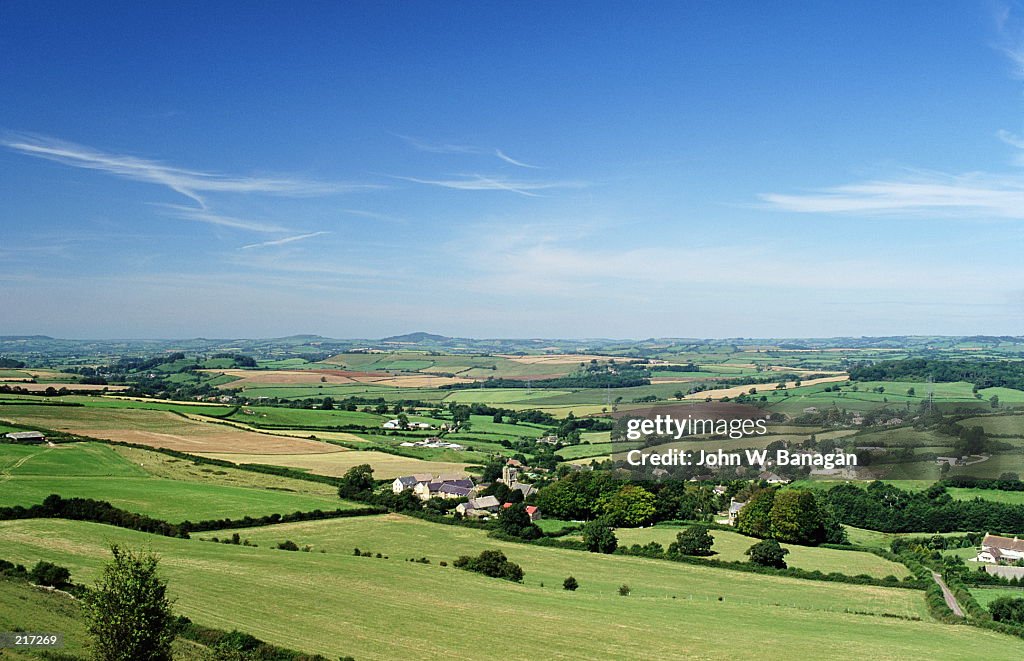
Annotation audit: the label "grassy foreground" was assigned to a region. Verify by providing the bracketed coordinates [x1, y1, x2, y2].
[2, 518, 1023, 660]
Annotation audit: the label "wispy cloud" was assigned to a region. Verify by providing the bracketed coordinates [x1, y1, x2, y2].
[994, 2, 1024, 78]
[396, 134, 544, 168]
[393, 173, 584, 197]
[158, 205, 293, 233]
[241, 231, 330, 250]
[339, 208, 404, 223]
[2, 133, 380, 207]
[495, 149, 541, 169]
[760, 171, 1024, 219]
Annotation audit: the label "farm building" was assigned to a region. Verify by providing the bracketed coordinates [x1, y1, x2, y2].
[974, 534, 1024, 564]
[391, 473, 434, 494]
[4, 431, 46, 444]
[501, 503, 541, 521]
[456, 495, 502, 517]
[758, 471, 789, 485]
[413, 477, 475, 501]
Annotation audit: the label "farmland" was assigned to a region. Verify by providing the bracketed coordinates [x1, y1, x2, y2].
[0, 442, 355, 522]
[3, 518, 1022, 660]
[199, 449, 475, 479]
[611, 525, 910, 578]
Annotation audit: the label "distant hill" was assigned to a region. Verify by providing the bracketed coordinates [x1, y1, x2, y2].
[380, 332, 451, 343]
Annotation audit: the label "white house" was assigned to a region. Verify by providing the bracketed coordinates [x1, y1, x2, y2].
[758, 471, 790, 485]
[727, 498, 746, 525]
[391, 473, 433, 494]
[974, 534, 1024, 564]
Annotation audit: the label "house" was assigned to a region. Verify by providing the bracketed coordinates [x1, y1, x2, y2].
[391, 473, 433, 494]
[974, 534, 1024, 564]
[536, 435, 559, 445]
[455, 495, 501, 516]
[758, 471, 789, 485]
[509, 482, 537, 499]
[936, 456, 968, 467]
[502, 503, 541, 521]
[382, 419, 403, 430]
[803, 407, 819, 414]
[502, 460, 524, 485]
[727, 498, 746, 525]
[4, 431, 46, 444]
[713, 485, 728, 496]
[414, 477, 475, 501]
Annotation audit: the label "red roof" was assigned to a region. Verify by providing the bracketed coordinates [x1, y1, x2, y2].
[502, 503, 538, 515]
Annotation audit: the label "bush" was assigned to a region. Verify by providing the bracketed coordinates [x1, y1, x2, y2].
[989, 596, 1024, 625]
[669, 525, 714, 557]
[746, 539, 789, 569]
[452, 550, 524, 582]
[581, 520, 618, 554]
[563, 576, 578, 591]
[276, 540, 300, 551]
[29, 560, 71, 588]
[618, 584, 631, 596]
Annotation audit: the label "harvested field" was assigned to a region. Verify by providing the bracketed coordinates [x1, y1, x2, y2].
[207, 369, 472, 389]
[684, 375, 849, 400]
[199, 450, 473, 480]
[0, 404, 341, 454]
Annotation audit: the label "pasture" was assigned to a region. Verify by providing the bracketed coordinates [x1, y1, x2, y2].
[0, 443, 353, 522]
[611, 525, 910, 579]
[8, 518, 1020, 659]
[198, 449, 475, 479]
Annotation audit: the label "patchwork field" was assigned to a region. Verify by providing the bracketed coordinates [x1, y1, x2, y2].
[0, 443, 354, 522]
[684, 375, 849, 400]
[611, 525, 911, 579]
[0, 404, 341, 454]
[208, 368, 473, 389]
[198, 449, 474, 480]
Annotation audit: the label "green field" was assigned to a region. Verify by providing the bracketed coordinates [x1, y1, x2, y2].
[960, 414, 1024, 436]
[612, 525, 910, 578]
[0, 443, 355, 522]
[947, 487, 1024, 505]
[970, 585, 1024, 609]
[4, 517, 1022, 659]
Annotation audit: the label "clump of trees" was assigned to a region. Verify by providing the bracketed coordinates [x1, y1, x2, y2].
[668, 525, 714, 557]
[83, 546, 176, 661]
[746, 539, 789, 569]
[28, 560, 71, 588]
[337, 464, 376, 499]
[452, 550, 524, 582]
[989, 596, 1024, 625]
[497, 502, 542, 540]
[735, 488, 845, 545]
[581, 520, 618, 554]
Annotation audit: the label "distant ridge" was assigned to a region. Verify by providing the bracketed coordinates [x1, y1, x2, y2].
[380, 332, 450, 343]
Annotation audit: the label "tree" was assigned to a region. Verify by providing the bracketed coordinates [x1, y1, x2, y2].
[673, 390, 684, 400]
[991, 395, 1000, 409]
[581, 520, 618, 554]
[29, 560, 71, 588]
[600, 485, 656, 527]
[563, 576, 579, 591]
[768, 489, 827, 545]
[669, 525, 714, 556]
[906, 387, 915, 396]
[83, 546, 175, 661]
[746, 539, 789, 569]
[955, 426, 987, 456]
[989, 596, 1024, 624]
[497, 502, 542, 540]
[338, 464, 375, 498]
[320, 396, 334, 411]
[396, 413, 410, 429]
[452, 550, 523, 582]
[735, 488, 775, 538]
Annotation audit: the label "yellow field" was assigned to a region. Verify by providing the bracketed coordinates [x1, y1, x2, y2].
[685, 375, 849, 400]
[207, 369, 471, 389]
[0, 405, 340, 455]
[198, 449, 473, 479]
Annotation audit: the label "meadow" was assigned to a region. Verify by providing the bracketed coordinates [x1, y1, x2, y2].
[611, 525, 910, 578]
[9, 518, 1017, 659]
[0, 443, 355, 522]
[198, 448, 476, 479]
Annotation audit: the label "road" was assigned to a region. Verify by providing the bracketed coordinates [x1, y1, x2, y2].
[932, 572, 964, 617]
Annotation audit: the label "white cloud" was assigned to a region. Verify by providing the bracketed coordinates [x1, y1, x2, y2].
[159, 205, 293, 233]
[393, 173, 585, 197]
[495, 149, 542, 169]
[241, 231, 330, 250]
[3, 133, 379, 207]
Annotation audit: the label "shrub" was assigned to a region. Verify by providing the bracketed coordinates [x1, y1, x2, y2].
[989, 596, 1024, 625]
[29, 560, 71, 588]
[746, 539, 789, 569]
[563, 576, 579, 591]
[276, 540, 300, 551]
[618, 584, 631, 596]
[452, 550, 524, 582]
[581, 520, 618, 554]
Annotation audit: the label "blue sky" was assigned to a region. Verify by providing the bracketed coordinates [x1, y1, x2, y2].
[3, 1, 1024, 338]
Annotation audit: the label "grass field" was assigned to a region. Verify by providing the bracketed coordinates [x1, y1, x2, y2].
[5, 517, 1016, 660]
[0, 404, 340, 454]
[947, 487, 1024, 505]
[0, 443, 355, 522]
[970, 585, 1024, 609]
[199, 449, 475, 479]
[960, 414, 1024, 436]
[611, 525, 910, 578]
